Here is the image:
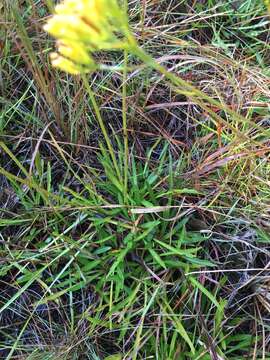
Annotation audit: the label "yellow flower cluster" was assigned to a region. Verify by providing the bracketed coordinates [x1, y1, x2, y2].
[44, 0, 126, 74]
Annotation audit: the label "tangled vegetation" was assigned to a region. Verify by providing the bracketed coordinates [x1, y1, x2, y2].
[1, 1, 270, 359]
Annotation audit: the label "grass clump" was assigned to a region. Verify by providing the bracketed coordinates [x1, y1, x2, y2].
[1, 0, 270, 359]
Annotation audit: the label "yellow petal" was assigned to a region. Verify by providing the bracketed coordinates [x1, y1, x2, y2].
[44, 15, 101, 41]
[44, 0, 127, 68]
[55, 0, 104, 28]
[50, 53, 82, 74]
[57, 41, 93, 65]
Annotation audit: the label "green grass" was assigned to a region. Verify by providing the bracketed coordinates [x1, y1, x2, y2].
[1, 0, 270, 359]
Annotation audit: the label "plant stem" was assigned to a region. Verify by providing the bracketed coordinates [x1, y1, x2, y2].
[82, 75, 121, 181]
[123, 48, 128, 204]
[131, 44, 267, 144]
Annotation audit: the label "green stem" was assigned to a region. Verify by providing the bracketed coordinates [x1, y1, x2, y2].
[123, 48, 128, 204]
[132, 44, 208, 99]
[130, 43, 266, 143]
[82, 75, 121, 180]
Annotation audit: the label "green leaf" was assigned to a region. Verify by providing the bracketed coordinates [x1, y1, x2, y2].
[148, 248, 167, 269]
[157, 188, 203, 197]
[107, 246, 130, 278]
[163, 301, 195, 354]
[154, 238, 198, 257]
[104, 355, 122, 360]
[189, 276, 221, 310]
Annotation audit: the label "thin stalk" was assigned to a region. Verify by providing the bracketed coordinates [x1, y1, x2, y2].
[131, 43, 268, 145]
[122, 48, 128, 203]
[122, 0, 129, 204]
[82, 75, 121, 181]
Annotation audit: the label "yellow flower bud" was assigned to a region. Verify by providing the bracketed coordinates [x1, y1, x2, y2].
[57, 41, 94, 65]
[44, 15, 101, 41]
[44, 0, 128, 74]
[50, 53, 82, 74]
